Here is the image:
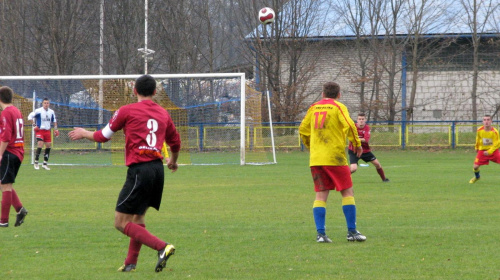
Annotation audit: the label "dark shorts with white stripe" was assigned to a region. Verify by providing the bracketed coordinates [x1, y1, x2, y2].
[115, 159, 164, 215]
[348, 149, 377, 164]
[0, 151, 22, 184]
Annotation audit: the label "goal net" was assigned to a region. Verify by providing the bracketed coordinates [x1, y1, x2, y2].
[0, 74, 276, 166]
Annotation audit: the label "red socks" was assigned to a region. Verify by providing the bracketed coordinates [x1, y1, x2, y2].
[1, 190, 24, 223]
[11, 189, 23, 212]
[125, 224, 145, 265]
[1, 191, 12, 223]
[123, 222, 166, 251]
[376, 168, 386, 180]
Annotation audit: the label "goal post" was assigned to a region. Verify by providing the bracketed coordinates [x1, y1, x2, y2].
[0, 74, 276, 166]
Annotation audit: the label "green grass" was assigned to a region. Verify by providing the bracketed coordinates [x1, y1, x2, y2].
[1, 150, 500, 279]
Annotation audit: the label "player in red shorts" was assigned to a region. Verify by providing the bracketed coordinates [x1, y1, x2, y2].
[299, 82, 366, 243]
[470, 114, 500, 183]
[27, 98, 59, 170]
[69, 75, 181, 272]
[0, 86, 28, 228]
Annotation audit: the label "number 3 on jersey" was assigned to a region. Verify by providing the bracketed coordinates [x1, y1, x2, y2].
[314, 111, 327, 129]
[146, 119, 158, 146]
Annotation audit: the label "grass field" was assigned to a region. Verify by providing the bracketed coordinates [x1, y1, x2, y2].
[1, 150, 499, 279]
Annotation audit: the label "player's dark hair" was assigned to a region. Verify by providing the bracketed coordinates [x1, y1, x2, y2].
[358, 112, 366, 117]
[484, 114, 492, 119]
[43, 97, 50, 102]
[135, 74, 156, 97]
[0, 86, 13, 104]
[323, 82, 340, 98]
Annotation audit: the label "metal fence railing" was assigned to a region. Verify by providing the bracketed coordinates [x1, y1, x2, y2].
[47, 121, 492, 153]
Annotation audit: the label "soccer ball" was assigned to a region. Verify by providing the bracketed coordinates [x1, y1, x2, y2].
[258, 7, 275, 25]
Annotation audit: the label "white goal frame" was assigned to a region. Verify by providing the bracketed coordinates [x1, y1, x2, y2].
[1, 73, 277, 165]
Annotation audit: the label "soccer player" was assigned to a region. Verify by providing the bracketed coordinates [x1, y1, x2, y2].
[299, 81, 366, 243]
[68, 75, 180, 273]
[0, 86, 28, 228]
[348, 113, 389, 182]
[469, 114, 500, 183]
[27, 97, 59, 170]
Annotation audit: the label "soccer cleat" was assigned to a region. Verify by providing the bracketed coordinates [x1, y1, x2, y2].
[0, 222, 8, 227]
[42, 164, 50, 171]
[347, 230, 366, 242]
[316, 233, 332, 243]
[469, 177, 479, 184]
[34, 162, 39, 170]
[155, 244, 175, 272]
[15, 207, 28, 227]
[383, 178, 390, 182]
[117, 264, 136, 272]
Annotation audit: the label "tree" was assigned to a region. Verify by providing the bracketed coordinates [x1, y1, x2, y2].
[104, 0, 144, 74]
[240, 0, 330, 123]
[459, 0, 499, 122]
[404, 0, 455, 121]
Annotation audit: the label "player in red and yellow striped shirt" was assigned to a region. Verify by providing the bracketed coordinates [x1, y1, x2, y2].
[470, 115, 500, 183]
[299, 82, 366, 243]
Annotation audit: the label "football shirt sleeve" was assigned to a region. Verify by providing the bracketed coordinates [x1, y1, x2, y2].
[93, 108, 126, 143]
[164, 117, 181, 153]
[27, 112, 35, 120]
[475, 128, 481, 151]
[338, 104, 360, 148]
[486, 128, 500, 155]
[0, 111, 12, 142]
[364, 126, 371, 143]
[299, 108, 312, 149]
[51, 110, 57, 123]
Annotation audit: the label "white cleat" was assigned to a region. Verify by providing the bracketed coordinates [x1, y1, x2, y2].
[347, 230, 366, 242]
[42, 165, 50, 171]
[34, 162, 39, 170]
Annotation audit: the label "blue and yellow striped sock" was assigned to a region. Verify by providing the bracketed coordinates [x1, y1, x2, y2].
[342, 196, 356, 232]
[313, 200, 327, 235]
[473, 168, 480, 179]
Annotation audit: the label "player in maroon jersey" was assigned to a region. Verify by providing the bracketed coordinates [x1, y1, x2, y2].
[0, 86, 28, 228]
[348, 112, 389, 182]
[69, 75, 181, 272]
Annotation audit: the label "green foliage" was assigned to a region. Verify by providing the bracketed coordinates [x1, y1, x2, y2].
[1, 150, 499, 279]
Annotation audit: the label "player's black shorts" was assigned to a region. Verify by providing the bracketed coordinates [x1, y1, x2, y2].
[348, 149, 377, 164]
[115, 159, 165, 215]
[0, 151, 22, 184]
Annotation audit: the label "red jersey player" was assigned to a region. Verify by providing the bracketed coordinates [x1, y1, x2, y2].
[348, 112, 389, 182]
[69, 75, 181, 273]
[0, 86, 28, 228]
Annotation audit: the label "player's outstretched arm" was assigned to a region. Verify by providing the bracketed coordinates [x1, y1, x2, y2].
[68, 127, 95, 142]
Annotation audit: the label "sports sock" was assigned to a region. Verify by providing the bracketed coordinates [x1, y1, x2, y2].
[123, 222, 166, 251]
[342, 196, 357, 232]
[11, 189, 23, 212]
[35, 147, 42, 161]
[473, 168, 480, 179]
[125, 223, 145, 265]
[313, 200, 327, 235]
[44, 148, 51, 163]
[1, 191, 12, 223]
[376, 168, 386, 180]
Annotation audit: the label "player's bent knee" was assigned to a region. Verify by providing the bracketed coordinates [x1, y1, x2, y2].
[114, 223, 125, 233]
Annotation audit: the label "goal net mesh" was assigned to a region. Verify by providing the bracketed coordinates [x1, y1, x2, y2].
[1, 75, 275, 165]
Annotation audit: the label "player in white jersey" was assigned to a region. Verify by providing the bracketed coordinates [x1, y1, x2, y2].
[27, 98, 59, 170]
